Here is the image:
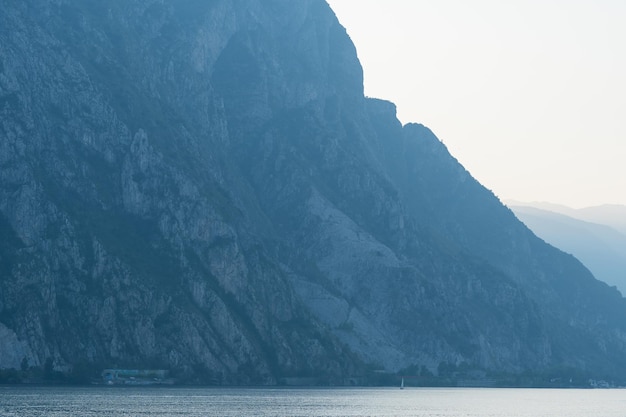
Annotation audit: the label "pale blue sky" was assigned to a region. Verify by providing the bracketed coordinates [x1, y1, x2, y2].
[326, 0, 626, 208]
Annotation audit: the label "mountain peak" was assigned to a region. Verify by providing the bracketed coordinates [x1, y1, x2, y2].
[2, 0, 626, 385]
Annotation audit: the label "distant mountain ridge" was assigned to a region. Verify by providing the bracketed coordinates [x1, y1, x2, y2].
[509, 202, 626, 293]
[2, 0, 626, 385]
[508, 201, 626, 235]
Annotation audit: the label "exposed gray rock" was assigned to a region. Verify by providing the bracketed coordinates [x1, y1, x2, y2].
[1, 0, 626, 384]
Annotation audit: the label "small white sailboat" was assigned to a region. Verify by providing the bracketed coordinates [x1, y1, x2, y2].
[400, 377, 404, 389]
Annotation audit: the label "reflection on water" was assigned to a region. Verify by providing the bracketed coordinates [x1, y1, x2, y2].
[1, 386, 625, 417]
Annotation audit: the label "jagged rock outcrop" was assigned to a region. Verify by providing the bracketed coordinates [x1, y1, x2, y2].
[2, 0, 626, 383]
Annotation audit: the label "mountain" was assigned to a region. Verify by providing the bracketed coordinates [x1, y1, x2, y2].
[509, 201, 626, 236]
[576, 205, 626, 236]
[509, 203, 626, 294]
[2, 0, 626, 385]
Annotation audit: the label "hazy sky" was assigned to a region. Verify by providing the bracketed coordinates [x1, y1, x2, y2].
[326, 0, 626, 208]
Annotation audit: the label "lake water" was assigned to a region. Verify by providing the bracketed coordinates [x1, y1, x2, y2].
[1, 386, 625, 416]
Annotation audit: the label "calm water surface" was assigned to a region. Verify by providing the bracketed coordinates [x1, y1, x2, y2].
[1, 386, 625, 416]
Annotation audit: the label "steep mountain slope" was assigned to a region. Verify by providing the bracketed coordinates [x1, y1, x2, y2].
[510, 204, 626, 294]
[2, 0, 626, 384]
[0, 0, 362, 384]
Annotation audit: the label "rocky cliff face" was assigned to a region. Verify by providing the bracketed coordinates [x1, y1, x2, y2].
[2, 0, 626, 384]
